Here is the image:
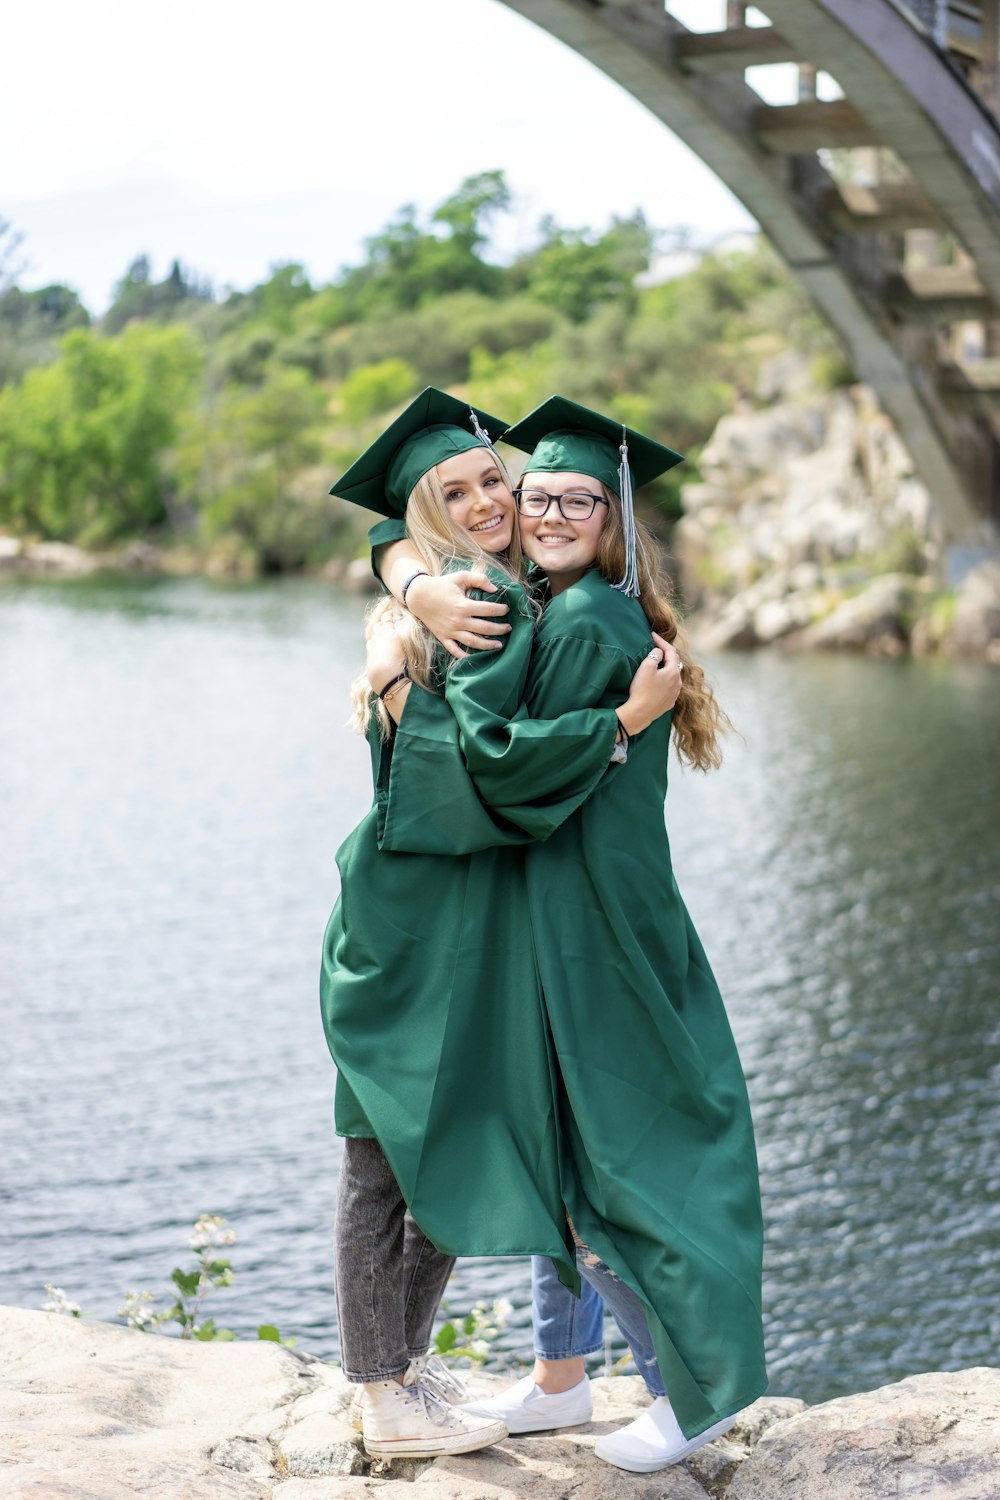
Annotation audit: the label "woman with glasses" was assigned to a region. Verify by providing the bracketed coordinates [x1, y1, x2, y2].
[368, 396, 767, 1473]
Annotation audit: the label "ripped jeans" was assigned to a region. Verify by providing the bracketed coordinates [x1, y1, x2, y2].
[532, 1251, 667, 1398]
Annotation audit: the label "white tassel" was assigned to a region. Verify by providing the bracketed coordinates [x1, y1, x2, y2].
[469, 406, 512, 489]
[468, 407, 496, 454]
[613, 428, 640, 598]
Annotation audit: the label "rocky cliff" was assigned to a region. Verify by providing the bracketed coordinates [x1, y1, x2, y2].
[2, 1307, 998, 1500]
[674, 366, 1000, 662]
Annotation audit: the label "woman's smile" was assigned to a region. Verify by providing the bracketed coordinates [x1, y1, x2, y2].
[518, 470, 607, 592]
[436, 450, 515, 553]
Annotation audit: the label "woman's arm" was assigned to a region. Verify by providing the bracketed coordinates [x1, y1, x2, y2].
[373, 534, 511, 659]
[378, 586, 680, 855]
[378, 577, 621, 853]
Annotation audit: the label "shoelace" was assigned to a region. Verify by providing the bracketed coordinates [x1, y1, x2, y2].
[398, 1378, 459, 1429]
[412, 1354, 467, 1404]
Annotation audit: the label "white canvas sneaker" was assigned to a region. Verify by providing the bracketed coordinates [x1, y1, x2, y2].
[361, 1378, 507, 1458]
[459, 1373, 593, 1434]
[349, 1354, 469, 1431]
[595, 1396, 736, 1472]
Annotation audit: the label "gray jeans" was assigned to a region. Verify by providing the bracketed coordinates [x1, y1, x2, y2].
[335, 1136, 456, 1383]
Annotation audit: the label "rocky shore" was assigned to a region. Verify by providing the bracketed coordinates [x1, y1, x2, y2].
[674, 369, 1000, 662]
[2, 1307, 998, 1500]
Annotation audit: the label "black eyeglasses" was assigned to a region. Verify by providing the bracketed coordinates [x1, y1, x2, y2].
[514, 488, 609, 521]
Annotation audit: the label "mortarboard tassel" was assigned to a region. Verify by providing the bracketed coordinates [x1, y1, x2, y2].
[469, 405, 513, 489]
[613, 427, 640, 598]
[468, 407, 497, 455]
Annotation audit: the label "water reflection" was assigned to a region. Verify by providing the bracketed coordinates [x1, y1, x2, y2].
[1, 580, 997, 1401]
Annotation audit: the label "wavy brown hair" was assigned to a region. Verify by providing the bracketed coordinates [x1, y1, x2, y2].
[595, 483, 731, 771]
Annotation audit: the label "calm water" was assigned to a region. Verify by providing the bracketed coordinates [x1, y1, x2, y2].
[1, 576, 998, 1403]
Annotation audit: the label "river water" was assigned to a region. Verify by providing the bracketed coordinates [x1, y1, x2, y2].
[1, 576, 997, 1404]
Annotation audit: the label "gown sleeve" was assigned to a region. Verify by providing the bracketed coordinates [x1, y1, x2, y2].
[368, 518, 408, 587]
[379, 577, 622, 854]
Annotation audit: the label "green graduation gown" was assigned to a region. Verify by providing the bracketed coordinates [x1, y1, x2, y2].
[319, 568, 623, 1290]
[378, 567, 767, 1439]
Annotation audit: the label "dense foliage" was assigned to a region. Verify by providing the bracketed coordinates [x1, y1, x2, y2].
[0, 178, 848, 574]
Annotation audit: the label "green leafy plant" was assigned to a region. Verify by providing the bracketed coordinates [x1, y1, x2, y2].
[433, 1296, 512, 1366]
[118, 1213, 238, 1340]
[43, 1214, 294, 1345]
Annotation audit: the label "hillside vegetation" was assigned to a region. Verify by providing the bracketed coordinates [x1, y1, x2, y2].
[0, 174, 849, 577]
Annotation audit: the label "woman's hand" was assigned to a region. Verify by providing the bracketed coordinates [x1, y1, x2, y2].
[365, 619, 406, 696]
[404, 572, 512, 660]
[617, 633, 683, 737]
[365, 621, 412, 726]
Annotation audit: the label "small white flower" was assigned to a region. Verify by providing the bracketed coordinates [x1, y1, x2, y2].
[491, 1297, 513, 1326]
[42, 1284, 81, 1317]
[190, 1214, 237, 1251]
[117, 1290, 158, 1327]
[468, 1339, 490, 1359]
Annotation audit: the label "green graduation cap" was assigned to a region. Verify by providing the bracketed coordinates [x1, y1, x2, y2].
[503, 396, 684, 598]
[329, 386, 510, 520]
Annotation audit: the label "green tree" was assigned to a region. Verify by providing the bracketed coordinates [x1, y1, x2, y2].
[334, 172, 510, 317]
[339, 358, 419, 422]
[513, 213, 654, 321]
[255, 263, 313, 335]
[0, 283, 90, 387]
[0, 323, 201, 540]
[171, 368, 330, 571]
[103, 256, 213, 334]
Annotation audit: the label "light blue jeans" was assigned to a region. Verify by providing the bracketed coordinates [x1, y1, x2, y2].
[532, 1251, 667, 1397]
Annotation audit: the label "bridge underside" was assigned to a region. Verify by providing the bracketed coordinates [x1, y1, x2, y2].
[499, 0, 1000, 541]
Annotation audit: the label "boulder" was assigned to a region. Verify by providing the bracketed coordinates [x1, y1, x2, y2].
[950, 560, 1000, 660]
[0, 538, 100, 577]
[726, 1368, 1000, 1500]
[790, 575, 915, 654]
[0, 1305, 322, 1498]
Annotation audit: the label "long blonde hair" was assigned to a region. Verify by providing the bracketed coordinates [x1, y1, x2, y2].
[595, 484, 731, 772]
[351, 462, 527, 737]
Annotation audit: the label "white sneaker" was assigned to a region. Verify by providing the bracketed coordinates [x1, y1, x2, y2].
[349, 1354, 469, 1431]
[595, 1396, 736, 1472]
[459, 1373, 593, 1434]
[361, 1378, 507, 1458]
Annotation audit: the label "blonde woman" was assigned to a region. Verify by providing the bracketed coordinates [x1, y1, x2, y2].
[369, 397, 767, 1473]
[320, 389, 679, 1462]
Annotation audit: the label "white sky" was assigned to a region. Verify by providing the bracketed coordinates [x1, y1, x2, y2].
[4, 0, 764, 313]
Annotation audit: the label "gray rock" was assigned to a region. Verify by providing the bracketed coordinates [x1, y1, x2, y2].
[950, 560, 1000, 659]
[674, 380, 950, 656]
[791, 574, 914, 654]
[0, 538, 100, 577]
[211, 1434, 276, 1478]
[0, 1305, 321, 1499]
[726, 1367, 1000, 1500]
[727, 1394, 809, 1448]
[278, 1411, 367, 1477]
